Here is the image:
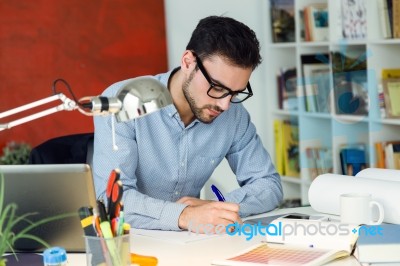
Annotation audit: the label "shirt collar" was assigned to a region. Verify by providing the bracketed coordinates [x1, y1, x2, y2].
[164, 66, 201, 127]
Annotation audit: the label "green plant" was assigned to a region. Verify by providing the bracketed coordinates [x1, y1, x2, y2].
[0, 142, 31, 165]
[0, 173, 74, 265]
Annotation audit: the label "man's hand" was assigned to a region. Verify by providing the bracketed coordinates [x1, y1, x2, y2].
[177, 200, 242, 234]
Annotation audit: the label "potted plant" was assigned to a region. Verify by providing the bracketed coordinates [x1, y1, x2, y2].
[0, 142, 31, 165]
[0, 174, 74, 265]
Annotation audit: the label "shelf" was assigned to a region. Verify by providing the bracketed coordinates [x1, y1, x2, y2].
[301, 112, 331, 119]
[267, 0, 400, 205]
[272, 109, 299, 117]
[281, 176, 302, 184]
[298, 41, 330, 47]
[330, 39, 368, 46]
[331, 114, 369, 124]
[368, 39, 400, 45]
[281, 176, 311, 186]
[373, 118, 400, 126]
[269, 43, 297, 48]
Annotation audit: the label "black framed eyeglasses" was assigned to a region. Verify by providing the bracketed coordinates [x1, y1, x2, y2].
[194, 54, 253, 103]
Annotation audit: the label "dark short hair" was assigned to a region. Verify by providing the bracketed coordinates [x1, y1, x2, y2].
[186, 16, 262, 70]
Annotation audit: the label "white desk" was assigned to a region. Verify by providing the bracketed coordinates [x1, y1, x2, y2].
[66, 207, 362, 266]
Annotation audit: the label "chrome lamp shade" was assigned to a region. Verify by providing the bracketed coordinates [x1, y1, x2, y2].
[115, 76, 173, 122]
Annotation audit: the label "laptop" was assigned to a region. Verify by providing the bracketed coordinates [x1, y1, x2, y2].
[1, 164, 97, 252]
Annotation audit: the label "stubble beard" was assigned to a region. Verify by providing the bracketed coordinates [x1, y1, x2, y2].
[182, 70, 223, 124]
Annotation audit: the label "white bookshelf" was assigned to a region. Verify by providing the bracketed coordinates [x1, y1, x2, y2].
[266, 0, 400, 205]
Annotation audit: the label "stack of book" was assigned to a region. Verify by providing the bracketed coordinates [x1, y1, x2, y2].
[300, 54, 331, 113]
[375, 140, 400, 169]
[379, 68, 400, 118]
[339, 144, 367, 176]
[305, 147, 333, 181]
[302, 3, 329, 42]
[377, 0, 400, 39]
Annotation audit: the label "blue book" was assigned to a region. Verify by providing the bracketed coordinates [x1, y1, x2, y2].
[355, 224, 400, 263]
[340, 148, 366, 176]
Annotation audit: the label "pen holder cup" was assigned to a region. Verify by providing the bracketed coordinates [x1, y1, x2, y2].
[84, 235, 130, 266]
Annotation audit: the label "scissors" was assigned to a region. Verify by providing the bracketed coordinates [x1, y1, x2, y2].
[106, 169, 123, 221]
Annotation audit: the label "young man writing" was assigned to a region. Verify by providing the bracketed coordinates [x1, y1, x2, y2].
[93, 16, 283, 232]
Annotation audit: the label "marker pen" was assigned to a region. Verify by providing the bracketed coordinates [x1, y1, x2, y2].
[117, 203, 125, 236]
[98, 201, 122, 266]
[78, 207, 97, 237]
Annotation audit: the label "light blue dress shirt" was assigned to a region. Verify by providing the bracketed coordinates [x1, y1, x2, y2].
[93, 68, 283, 231]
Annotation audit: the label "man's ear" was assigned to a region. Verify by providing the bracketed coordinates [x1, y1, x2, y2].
[181, 50, 196, 73]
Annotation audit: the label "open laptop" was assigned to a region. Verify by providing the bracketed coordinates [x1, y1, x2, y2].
[1, 164, 97, 252]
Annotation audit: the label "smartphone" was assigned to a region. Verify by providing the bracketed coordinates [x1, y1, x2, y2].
[281, 213, 311, 220]
[280, 213, 330, 221]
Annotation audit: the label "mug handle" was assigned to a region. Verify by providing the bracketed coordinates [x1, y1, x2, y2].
[369, 201, 384, 225]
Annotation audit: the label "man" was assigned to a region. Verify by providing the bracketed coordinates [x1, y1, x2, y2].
[93, 16, 283, 232]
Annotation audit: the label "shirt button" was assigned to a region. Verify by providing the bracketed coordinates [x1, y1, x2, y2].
[175, 191, 179, 195]
[211, 160, 215, 164]
[181, 162, 185, 167]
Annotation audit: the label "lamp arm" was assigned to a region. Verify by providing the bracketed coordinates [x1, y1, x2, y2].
[0, 77, 173, 136]
[0, 93, 77, 131]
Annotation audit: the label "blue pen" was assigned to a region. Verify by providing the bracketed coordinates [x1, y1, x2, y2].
[211, 184, 225, 202]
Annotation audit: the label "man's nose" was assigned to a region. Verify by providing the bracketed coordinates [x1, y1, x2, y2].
[217, 96, 231, 111]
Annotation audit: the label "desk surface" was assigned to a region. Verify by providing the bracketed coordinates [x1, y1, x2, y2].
[65, 207, 362, 266]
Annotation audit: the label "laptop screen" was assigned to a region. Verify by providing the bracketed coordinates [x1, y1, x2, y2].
[1, 164, 96, 252]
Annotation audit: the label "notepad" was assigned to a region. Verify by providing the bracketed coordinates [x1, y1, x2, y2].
[355, 224, 400, 263]
[212, 243, 351, 266]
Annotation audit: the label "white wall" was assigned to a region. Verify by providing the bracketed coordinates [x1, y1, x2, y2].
[164, 0, 272, 198]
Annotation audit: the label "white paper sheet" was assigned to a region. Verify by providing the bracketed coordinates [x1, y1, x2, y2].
[356, 168, 400, 182]
[131, 228, 223, 244]
[308, 173, 400, 224]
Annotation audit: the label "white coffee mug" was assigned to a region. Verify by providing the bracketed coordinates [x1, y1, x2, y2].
[340, 193, 384, 225]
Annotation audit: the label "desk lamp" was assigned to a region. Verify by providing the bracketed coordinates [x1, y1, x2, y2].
[0, 76, 173, 131]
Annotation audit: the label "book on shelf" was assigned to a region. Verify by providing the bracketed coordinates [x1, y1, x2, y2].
[385, 143, 400, 169]
[378, 0, 393, 38]
[375, 140, 400, 169]
[300, 54, 330, 113]
[212, 242, 354, 266]
[298, 9, 306, 42]
[339, 144, 367, 176]
[303, 3, 329, 42]
[380, 68, 400, 118]
[377, 83, 387, 118]
[382, 78, 400, 118]
[274, 120, 284, 176]
[381, 68, 400, 79]
[305, 147, 333, 181]
[282, 120, 300, 177]
[341, 0, 367, 39]
[270, 0, 295, 43]
[277, 67, 297, 110]
[274, 119, 300, 177]
[355, 224, 400, 264]
[331, 51, 368, 116]
[377, 0, 400, 40]
[375, 142, 386, 168]
[393, 0, 400, 38]
[309, 67, 331, 113]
